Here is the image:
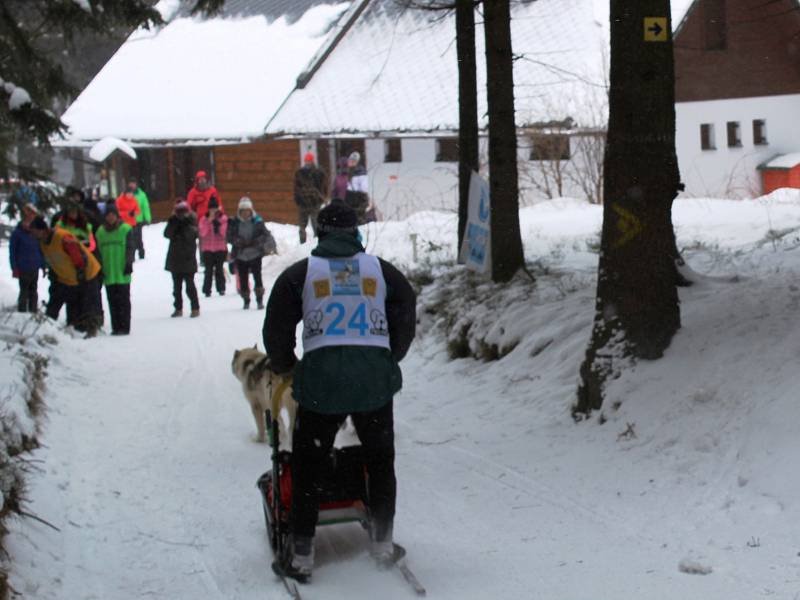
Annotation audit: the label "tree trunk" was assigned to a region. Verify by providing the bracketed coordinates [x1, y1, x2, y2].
[483, 0, 524, 283]
[575, 0, 682, 416]
[456, 0, 479, 251]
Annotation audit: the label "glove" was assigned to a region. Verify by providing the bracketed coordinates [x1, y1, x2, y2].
[76, 268, 86, 284]
[12, 269, 20, 278]
[228, 261, 236, 274]
[123, 263, 133, 275]
[128, 210, 136, 218]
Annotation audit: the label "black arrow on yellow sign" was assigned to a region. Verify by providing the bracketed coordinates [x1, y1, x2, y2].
[644, 17, 668, 42]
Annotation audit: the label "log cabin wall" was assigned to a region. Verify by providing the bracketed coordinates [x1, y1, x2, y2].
[215, 140, 300, 224]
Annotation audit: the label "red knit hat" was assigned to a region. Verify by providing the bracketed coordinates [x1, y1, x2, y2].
[303, 152, 315, 163]
[195, 170, 208, 180]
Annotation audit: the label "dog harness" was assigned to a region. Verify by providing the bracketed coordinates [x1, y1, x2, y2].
[301, 253, 391, 353]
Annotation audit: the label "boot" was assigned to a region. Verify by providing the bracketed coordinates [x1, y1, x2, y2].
[171, 309, 183, 318]
[273, 535, 313, 583]
[242, 293, 250, 310]
[190, 308, 200, 318]
[255, 287, 265, 310]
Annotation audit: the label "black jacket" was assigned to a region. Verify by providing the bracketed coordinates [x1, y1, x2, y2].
[164, 214, 198, 273]
[294, 165, 327, 208]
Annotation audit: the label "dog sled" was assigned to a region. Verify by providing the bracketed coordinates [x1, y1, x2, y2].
[256, 379, 372, 564]
[256, 379, 426, 598]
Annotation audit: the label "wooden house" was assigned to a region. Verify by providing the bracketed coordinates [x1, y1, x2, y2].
[55, 0, 352, 222]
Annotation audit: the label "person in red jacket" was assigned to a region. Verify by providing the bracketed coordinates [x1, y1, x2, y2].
[115, 191, 141, 228]
[187, 170, 223, 218]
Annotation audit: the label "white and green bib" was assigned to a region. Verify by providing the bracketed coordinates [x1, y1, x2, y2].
[301, 253, 391, 353]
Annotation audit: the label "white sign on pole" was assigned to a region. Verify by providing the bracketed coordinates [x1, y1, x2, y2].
[458, 171, 491, 274]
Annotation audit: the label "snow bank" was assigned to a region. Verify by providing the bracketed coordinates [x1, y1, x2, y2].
[0, 312, 61, 596]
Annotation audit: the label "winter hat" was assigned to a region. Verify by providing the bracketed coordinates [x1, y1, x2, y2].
[303, 152, 315, 163]
[317, 202, 357, 235]
[30, 216, 48, 231]
[195, 170, 208, 180]
[348, 151, 361, 164]
[105, 202, 119, 216]
[238, 196, 253, 212]
[175, 200, 190, 212]
[208, 196, 219, 209]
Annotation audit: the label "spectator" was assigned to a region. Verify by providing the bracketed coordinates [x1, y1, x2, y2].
[227, 196, 276, 310]
[115, 189, 141, 232]
[198, 197, 228, 297]
[294, 152, 327, 244]
[9, 204, 44, 313]
[164, 200, 200, 318]
[332, 156, 349, 201]
[126, 177, 152, 259]
[31, 217, 103, 336]
[344, 151, 375, 224]
[187, 170, 223, 218]
[95, 204, 135, 335]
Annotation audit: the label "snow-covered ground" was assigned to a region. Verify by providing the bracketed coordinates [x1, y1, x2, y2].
[2, 192, 800, 599]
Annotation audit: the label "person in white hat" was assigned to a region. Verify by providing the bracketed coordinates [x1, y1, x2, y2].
[226, 196, 276, 309]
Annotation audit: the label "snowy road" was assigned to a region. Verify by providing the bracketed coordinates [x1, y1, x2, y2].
[6, 204, 800, 599]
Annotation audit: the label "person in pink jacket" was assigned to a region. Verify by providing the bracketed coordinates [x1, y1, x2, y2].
[198, 197, 228, 296]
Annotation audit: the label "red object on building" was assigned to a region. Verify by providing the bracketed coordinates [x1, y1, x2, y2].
[758, 154, 800, 195]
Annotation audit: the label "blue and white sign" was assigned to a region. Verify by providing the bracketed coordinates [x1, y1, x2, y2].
[458, 171, 491, 274]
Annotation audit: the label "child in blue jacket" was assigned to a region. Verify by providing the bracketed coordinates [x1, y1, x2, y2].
[9, 204, 45, 312]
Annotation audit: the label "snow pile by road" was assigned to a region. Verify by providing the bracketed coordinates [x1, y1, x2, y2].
[1, 190, 800, 598]
[0, 311, 63, 597]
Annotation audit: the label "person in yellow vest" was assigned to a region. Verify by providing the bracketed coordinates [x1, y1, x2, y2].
[30, 216, 103, 337]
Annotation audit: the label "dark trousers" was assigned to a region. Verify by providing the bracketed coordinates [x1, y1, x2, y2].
[297, 204, 320, 243]
[235, 258, 263, 300]
[171, 273, 199, 310]
[75, 277, 103, 334]
[17, 271, 39, 313]
[202, 251, 226, 295]
[291, 401, 396, 541]
[106, 284, 131, 334]
[46, 278, 77, 324]
[135, 223, 145, 258]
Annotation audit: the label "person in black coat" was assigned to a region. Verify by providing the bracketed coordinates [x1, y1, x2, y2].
[164, 200, 200, 318]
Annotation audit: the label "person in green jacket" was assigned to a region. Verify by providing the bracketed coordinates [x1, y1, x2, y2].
[127, 177, 151, 260]
[263, 202, 417, 582]
[95, 203, 135, 335]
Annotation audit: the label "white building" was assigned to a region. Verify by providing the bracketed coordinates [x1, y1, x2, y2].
[673, 0, 800, 198]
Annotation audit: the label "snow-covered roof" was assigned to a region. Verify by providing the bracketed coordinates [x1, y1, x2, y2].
[266, 0, 696, 137]
[760, 153, 800, 170]
[89, 137, 137, 162]
[58, 0, 350, 145]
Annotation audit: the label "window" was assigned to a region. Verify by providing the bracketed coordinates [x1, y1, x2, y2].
[384, 139, 402, 163]
[700, 123, 716, 150]
[529, 134, 571, 161]
[753, 119, 768, 145]
[704, 0, 727, 50]
[435, 138, 459, 162]
[726, 121, 741, 147]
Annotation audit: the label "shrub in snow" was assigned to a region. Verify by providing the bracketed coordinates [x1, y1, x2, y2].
[0, 312, 57, 597]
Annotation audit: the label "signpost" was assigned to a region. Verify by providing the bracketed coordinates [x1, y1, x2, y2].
[643, 17, 668, 42]
[458, 171, 491, 274]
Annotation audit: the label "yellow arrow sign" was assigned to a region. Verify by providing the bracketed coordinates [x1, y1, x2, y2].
[612, 204, 643, 248]
[644, 17, 668, 42]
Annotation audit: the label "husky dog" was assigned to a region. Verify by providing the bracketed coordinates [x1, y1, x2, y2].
[231, 345, 296, 445]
